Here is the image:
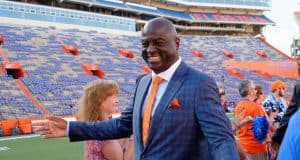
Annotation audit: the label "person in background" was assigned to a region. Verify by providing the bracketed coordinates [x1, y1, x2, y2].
[216, 82, 229, 112]
[262, 80, 288, 128]
[217, 82, 248, 160]
[271, 83, 300, 159]
[254, 85, 264, 105]
[79, 79, 133, 160]
[234, 80, 268, 160]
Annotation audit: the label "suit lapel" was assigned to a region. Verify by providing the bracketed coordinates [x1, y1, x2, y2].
[135, 75, 151, 150]
[144, 62, 189, 149]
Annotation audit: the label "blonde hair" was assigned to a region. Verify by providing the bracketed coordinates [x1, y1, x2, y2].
[78, 79, 119, 122]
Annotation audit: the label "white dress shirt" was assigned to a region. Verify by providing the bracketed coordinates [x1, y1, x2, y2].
[144, 57, 182, 116]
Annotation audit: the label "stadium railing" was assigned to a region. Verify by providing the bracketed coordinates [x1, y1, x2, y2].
[0, 1, 136, 31]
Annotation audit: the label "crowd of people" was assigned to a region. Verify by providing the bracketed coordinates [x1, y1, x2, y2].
[32, 17, 299, 160]
[218, 79, 294, 160]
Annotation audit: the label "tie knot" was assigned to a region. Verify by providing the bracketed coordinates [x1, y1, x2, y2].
[152, 75, 163, 85]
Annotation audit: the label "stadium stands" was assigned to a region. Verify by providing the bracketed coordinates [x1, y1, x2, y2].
[0, 75, 42, 120]
[165, 0, 271, 8]
[126, 3, 161, 15]
[0, 0, 297, 130]
[0, 1, 136, 31]
[0, 0, 273, 31]
[158, 8, 193, 20]
[192, 13, 273, 24]
[0, 21, 297, 121]
[95, 0, 128, 9]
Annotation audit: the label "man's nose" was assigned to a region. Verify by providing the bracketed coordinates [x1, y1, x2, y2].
[147, 43, 156, 53]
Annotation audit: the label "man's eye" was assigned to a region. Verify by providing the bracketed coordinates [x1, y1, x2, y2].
[142, 42, 148, 48]
[156, 41, 164, 46]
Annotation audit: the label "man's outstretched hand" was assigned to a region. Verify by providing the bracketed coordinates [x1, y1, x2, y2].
[32, 117, 67, 138]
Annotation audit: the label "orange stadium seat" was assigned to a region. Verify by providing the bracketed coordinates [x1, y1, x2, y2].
[119, 49, 135, 59]
[226, 69, 244, 78]
[62, 45, 78, 56]
[222, 51, 234, 59]
[191, 50, 204, 58]
[82, 64, 105, 78]
[0, 35, 4, 45]
[256, 50, 267, 58]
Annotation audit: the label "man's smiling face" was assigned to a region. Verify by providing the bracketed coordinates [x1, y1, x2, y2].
[141, 20, 180, 74]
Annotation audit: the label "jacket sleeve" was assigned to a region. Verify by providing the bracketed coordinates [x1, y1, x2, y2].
[272, 84, 300, 144]
[195, 76, 239, 160]
[69, 86, 138, 142]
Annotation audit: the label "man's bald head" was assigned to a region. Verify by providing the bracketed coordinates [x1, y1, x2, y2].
[140, 17, 180, 74]
[142, 17, 177, 36]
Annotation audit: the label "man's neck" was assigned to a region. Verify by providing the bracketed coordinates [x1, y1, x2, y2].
[244, 96, 254, 102]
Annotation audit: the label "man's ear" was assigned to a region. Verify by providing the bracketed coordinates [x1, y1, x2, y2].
[175, 36, 180, 50]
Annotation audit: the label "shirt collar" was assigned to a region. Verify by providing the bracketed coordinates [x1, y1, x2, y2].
[151, 57, 182, 82]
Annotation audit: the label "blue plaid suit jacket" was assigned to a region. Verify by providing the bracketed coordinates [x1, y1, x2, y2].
[69, 62, 239, 160]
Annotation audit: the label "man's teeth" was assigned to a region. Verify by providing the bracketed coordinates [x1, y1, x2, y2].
[149, 57, 160, 61]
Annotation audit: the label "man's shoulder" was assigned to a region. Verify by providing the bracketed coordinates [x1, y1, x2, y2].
[186, 65, 213, 81]
[289, 109, 300, 127]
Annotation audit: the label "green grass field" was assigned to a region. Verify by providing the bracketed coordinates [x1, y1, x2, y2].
[0, 135, 83, 160]
[0, 114, 234, 160]
[226, 112, 234, 122]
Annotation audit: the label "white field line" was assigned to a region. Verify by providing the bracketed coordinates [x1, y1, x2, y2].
[0, 134, 40, 141]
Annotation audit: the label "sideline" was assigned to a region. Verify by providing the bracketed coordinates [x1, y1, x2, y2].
[0, 134, 40, 141]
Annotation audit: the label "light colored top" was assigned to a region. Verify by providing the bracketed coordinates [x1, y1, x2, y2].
[84, 140, 126, 160]
[145, 57, 182, 116]
[84, 140, 107, 160]
[262, 94, 287, 124]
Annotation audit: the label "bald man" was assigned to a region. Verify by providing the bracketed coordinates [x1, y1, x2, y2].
[33, 18, 238, 160]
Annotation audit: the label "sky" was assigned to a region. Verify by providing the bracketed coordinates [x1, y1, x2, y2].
[263, 0, 299, 57]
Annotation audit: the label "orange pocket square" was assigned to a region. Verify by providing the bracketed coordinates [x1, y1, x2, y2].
[168, 98, 180, 109]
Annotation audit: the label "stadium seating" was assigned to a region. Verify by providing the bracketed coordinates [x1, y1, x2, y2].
[0, 21, 297, 119]
[95, 0, 127, 9]
[0, 1, 136, 31]
[158, 8, 193, 20]
[126, 3, 161, 15]
[166, 0, 270, 7]
[0, 75, 42, 120]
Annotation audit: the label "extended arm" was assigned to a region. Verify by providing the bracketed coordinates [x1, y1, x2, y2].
[69, 106, 133, 141]
[33, 87, 137, 141]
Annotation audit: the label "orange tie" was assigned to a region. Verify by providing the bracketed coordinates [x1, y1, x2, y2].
[142, 75, 163, 145]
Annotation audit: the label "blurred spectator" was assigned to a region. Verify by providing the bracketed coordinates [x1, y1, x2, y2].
[217, 83, 248, 160]
[254, 85, 264, 105]
[262, 80, 288, 127]
[234, 80, 268, 160]
[217, 82, 230, 112]
[271, 84, 300, 159]
[79, 79, 133, 160]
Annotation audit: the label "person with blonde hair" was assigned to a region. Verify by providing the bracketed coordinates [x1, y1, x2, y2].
[79, 79, 133, 160]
